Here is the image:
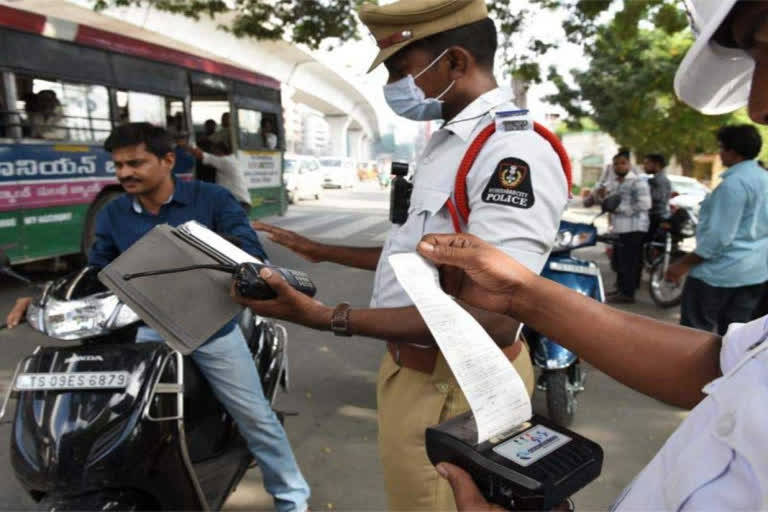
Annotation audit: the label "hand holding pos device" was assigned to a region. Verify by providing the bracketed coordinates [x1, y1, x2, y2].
[426, 412, 603, 511]
[124, 261, 317, 301]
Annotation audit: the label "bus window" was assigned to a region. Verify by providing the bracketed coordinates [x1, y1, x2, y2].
[14, 75, 110, 142]
[115, 91, 188, 140]
[191, 101, 231, 153]
[238, 109, 278, 151]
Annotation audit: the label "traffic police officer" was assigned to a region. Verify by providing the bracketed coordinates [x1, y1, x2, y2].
[238, 0, 568, 509]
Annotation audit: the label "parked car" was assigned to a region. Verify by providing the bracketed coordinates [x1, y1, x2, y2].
[283, 154, 323, 203]
[668, 175, 710, 212]
[319, 157, 358, 188]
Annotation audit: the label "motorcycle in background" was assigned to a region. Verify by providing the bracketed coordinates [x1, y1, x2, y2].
[644, 205, 698, 308]
[524, 198, 619, 426]
[0, 254, 289, 511]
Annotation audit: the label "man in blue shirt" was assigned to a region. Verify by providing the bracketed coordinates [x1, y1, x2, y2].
[6, 123, 310, 512]
[666, 124, 768, 335]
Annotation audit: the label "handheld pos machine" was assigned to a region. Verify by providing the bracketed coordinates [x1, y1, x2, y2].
[388, 253, 602, 511]
[426, 412, 602, 510]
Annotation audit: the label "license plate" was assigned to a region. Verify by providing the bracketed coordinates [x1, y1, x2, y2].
[14, 371, 129, 391]
[548, 262, 600, 276]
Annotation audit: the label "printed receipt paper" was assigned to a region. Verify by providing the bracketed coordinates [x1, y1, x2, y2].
[389, 253, 532, 444]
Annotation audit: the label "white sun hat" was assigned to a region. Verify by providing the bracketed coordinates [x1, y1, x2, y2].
[674, 0, 754, 115]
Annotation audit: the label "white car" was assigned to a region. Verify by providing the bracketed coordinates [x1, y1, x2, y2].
[283, 154, 323, 203]
[319, 157, 358, 188]
[668, 175, 710, 212]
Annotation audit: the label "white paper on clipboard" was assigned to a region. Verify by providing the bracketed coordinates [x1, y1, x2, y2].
[389, 252, 532, 444]
[177, 220, 262, 265]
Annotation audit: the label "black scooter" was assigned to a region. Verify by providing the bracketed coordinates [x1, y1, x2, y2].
[0, 254, 289, 511]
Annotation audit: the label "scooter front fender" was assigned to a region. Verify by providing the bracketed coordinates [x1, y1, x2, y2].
[541, 256, 605, 303]
[525, 329, 578, 370]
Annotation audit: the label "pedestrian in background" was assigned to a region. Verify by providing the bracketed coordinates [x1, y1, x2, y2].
[643, 153, 671, 238]
[605, 151, 652, 304]
[667, 124, 768, 335]
[586, 147, 639, 203]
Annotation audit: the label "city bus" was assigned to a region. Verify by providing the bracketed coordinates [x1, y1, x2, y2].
[0, 4, 286, 264]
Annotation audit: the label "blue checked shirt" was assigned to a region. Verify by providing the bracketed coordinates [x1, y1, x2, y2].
[610, 175, 651, 234]
[690, 159, 768, 288]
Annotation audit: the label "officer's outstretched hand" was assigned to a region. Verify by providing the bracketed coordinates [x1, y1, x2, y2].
[251, 221, 324, 263]
[437, 463, 507, 511]
[417, 234, 535, 308]
[231, 267, 331, 330]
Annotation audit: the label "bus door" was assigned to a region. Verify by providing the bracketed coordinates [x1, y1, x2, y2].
[232, 81, 285, 218]
[189, 73, 233, 183]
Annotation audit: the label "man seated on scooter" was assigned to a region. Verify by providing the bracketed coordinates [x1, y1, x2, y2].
[5, 123, 311, 512]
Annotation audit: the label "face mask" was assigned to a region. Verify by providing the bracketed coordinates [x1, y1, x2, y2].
[383, 49, 456, 121]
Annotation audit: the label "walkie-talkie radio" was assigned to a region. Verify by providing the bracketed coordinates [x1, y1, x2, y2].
[389, 161, 413, 225]
[124, 262, 317, 301]
[426, 412, 603, 511]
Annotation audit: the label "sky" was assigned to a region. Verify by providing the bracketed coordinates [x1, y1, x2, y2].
[314, 1, 589, 144]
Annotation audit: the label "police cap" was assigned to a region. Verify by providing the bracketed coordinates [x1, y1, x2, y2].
[358, 0, 489, 73]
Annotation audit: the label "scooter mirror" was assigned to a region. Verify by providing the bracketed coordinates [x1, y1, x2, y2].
[601, 194, 621, 213]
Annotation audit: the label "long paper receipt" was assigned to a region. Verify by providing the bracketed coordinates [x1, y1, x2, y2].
[389, 253, 532, 444]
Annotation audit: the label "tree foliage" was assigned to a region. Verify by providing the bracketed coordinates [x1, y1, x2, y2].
[92, 0, 556, 81]
[544, 0, 734, 170]
[93, 0, 368, 47]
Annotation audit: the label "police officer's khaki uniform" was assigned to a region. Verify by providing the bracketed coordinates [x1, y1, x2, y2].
[371, 88, 568, 510]
[359, 1, 569, 510]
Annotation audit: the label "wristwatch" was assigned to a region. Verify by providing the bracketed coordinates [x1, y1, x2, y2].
[331, 302, 352, 337]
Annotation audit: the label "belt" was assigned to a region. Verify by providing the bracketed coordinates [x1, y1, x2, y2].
[387, 339, 523, 375]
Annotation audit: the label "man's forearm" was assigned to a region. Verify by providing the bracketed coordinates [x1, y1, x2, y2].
[347, 304, 519, 348]
[314, 245, 382, 271]
[508, 276, 721, 409]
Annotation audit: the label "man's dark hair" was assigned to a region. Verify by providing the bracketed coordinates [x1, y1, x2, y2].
[406, 18, 497, 71]
[614, 150, 630, 161]
[104, 122, 174, 158]
[644, 153, 666, 168]
[717, 124, 763, 159]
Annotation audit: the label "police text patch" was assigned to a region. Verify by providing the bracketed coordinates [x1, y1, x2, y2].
[482, 158, 535, 209]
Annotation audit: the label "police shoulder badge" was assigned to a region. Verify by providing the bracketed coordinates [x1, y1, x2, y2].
[482, 158, 535, 209]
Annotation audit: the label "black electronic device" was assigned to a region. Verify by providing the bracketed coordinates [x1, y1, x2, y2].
[426, 412, 603, 511]
[123, 262, 317, 301]
[389, 161, 413, 225]
[232, 262, 316, 300]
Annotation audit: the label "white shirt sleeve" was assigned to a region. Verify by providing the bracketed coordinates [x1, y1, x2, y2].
[464, 130, 568, 273]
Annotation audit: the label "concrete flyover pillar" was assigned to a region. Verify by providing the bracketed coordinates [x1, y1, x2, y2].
[348, 129, 364, 161]
[326, 114, 350, 157]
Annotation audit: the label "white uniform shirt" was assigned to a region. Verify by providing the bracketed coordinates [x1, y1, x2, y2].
[202, 152, 252, 206]
[612, 315, 768, 511]
[371, 87, 569, 308]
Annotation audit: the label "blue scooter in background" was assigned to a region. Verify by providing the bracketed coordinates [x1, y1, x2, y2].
[523, 198, 618, 426]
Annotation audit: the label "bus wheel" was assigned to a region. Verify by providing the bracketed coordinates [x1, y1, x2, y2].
[81, 190, 123, 256]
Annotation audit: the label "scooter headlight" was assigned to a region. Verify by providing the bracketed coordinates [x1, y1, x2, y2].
[553, 231, 573, 251]
[553, 230, 596, 252]
[42, 293, 121, 340]
[25, 300, 45, 332]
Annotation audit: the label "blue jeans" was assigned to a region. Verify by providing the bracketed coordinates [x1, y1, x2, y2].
[136, 324, 310, 512]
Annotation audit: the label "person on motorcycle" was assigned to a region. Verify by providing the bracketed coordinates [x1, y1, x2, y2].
[5, 123, 310, 512]
[642, 153, 671, 239]
[409, 0, 768, 509]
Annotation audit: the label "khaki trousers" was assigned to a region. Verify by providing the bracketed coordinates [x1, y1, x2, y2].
[376, 343, 534, 511]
